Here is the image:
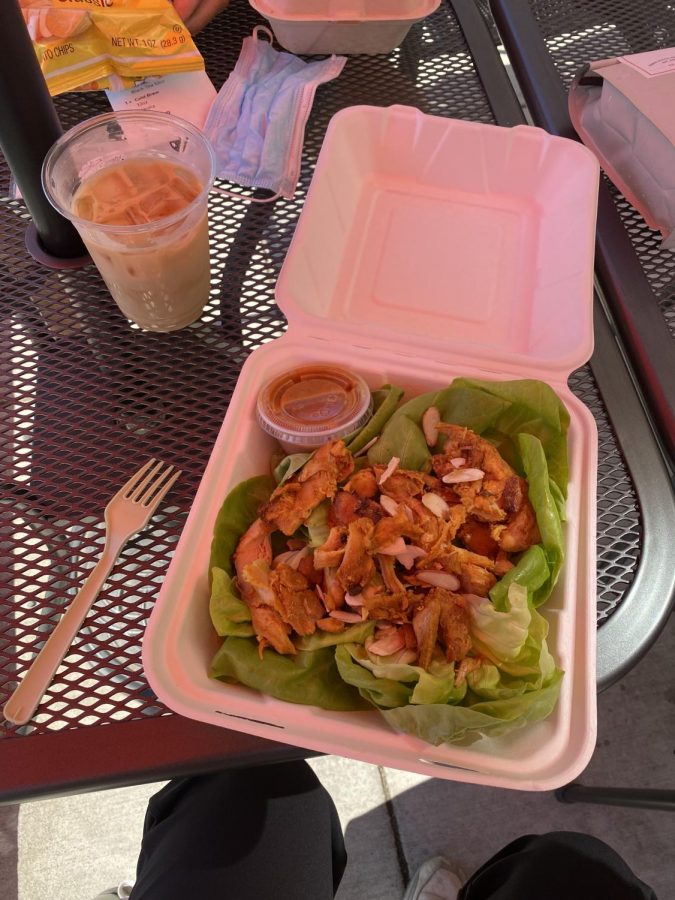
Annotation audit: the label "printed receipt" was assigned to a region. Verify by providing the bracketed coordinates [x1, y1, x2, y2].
[106, 70, 217, 129]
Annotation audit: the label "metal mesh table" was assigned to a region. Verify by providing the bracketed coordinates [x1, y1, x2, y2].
[487, 0, 675, 460]
[0, 0, 661, 800]
[528, 0, 675, 334]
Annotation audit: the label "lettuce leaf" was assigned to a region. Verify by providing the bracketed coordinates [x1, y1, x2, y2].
[465, 585, 557, 683]
[297, 620, 375, 651]
[516, 433, 565, 602]
[437, 378, 569, 496]
[381, 670, 563, 745]
[210, 637, 371, 711]
[306, 500, 330, 547]
[336, 583, 562, 743]
[210, 567, 254, 638]
[336, 645, 468, 708]
[367, 378, 569, 497]
[273, 453, 312, 486]
[367, 389, 438, 470]
[347, 384, 404, 454]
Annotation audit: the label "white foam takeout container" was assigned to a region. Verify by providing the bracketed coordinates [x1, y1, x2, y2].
[248, 0, 441, 55]
[144, 106, 600, 790]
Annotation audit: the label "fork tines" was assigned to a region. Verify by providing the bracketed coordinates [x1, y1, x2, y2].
[124, 459, 182, 507]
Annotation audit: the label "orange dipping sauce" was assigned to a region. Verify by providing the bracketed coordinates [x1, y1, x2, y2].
[256, 365, 373, 452]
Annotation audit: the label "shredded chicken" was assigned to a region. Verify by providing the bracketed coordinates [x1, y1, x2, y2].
[230, 427, 543, 665]
[337, 518, 375, 592]
[328, 490, 383, 526]
[412, 595, 442, 669]
[435, 589, 472, 661]
[372, 509, 422, 551]
[270, 563, 325, 636]
[261, 440, 354, 535]
[251, 606, 295, 656]
[344, 468, 379, 498]
[233, 518, 272, 602]
[314, 526, 347, 569]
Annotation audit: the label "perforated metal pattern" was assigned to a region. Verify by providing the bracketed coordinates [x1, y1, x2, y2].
[0, 1, 638, 743]
[528, 0, 675, 336]
[568, 366, 641, 623]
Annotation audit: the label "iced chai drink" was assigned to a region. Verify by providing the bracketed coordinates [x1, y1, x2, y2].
[73, 159, 210, 330]
[42, 112, 216, 332]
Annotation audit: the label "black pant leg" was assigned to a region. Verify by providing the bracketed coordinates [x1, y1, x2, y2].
[130, 761, 347, 900]
[459, 831, 657, 900]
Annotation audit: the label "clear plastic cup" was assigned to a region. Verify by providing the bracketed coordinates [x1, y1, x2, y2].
[42, 110, 216, 332]
[256, 364, 373, 452]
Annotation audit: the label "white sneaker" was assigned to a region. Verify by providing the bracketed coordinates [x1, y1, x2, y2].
[92, 879, 134, 899]
[403, 857, 464, 900]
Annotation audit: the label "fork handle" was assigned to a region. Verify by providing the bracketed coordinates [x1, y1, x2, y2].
[3, 542, 122, 726]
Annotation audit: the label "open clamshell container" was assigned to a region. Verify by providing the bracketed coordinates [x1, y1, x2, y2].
[144, 106, 600, 790]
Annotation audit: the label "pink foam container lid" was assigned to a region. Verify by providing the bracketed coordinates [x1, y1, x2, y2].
[143, 106, 600, 790]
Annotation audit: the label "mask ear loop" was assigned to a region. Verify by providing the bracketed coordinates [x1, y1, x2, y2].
[209, 183, 282, 204]
[208, 25, 281, 204]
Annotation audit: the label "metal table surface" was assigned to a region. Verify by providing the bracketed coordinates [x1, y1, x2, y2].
[0, 0, 672, 804]
[488, 0, 675, 463]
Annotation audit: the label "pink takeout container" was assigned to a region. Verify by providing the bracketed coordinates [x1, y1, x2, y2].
[249, 0, 441, 55]
[144, 106, 600, 790]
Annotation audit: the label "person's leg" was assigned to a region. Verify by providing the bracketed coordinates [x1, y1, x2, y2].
[458, 831, 656, 900]
[130, 761, 346, 900]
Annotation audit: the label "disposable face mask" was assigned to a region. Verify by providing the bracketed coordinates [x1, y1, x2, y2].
[204, 27, 346, 202]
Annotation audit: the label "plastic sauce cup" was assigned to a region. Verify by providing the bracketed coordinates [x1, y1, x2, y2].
[256, 365, 373, 453]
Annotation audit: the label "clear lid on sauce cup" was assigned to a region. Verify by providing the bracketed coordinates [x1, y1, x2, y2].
[256, 365, 373, 451]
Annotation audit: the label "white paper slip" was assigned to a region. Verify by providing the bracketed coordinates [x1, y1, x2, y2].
[106, 70, 217, 130]
[619, 47, 675, 78]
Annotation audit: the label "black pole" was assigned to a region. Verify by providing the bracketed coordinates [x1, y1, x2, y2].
[0, 0, 86, 259]
[556, 784, 675, 812]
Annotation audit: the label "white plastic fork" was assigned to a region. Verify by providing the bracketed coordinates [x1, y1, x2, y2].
[3, 459, 181, 726]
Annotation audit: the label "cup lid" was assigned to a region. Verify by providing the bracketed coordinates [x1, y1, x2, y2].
[256, 364, 373, 447]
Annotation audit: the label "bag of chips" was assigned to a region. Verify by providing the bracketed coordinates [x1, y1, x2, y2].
[20, 0, 205, 95]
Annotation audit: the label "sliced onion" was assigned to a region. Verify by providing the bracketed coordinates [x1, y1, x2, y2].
[378, 537, 407, 555]
[353, 436, 378, 459]
[368, 630, 406, 656]
[315, 583, 326, 602]
[345, 591, 364, 608]
[442, 467, 484, 484]
[330, 610, 364, 624]
[417, 570, 461, 591]
[379, 495, 399, 516]
[451, 457, 466, 467]
[422, 406, 441, 447]
[273, 546, 310, 569]
[378, 456, 400, 486]
[421, 492, 450, 518]
[402, 504, 414, 522]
